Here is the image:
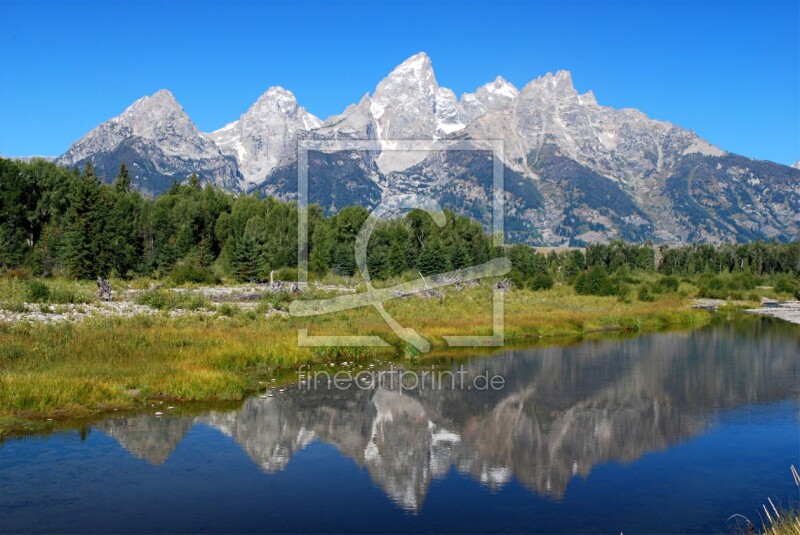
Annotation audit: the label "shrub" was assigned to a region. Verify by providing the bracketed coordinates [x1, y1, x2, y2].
[728, 272, 759, 291]
[574, 266, 617, 296]
[275, 267, 298, 282]
[507, 270, 525, 290]
[216, 303, 241, 317]
[638, 285, 655, 302]
[170, 262, 219, 285]
[616, 283, 632, 303]
[613, 265, 638, 284]
[614, 316, 640, 332]
[135, 289, 209, 310]
[696, 274, 728, 299]
[774, 276, 797, 296]
[403, 343, 421, 361]
[2, 268, 31, 280]
[261, 291, 293, 312]
[135, 289, 170, 309]
[49, 285, 93, 304]
[697, 286, 726, 299]
[180, 293, 211, 311]
[2, 301, 27, 313]
[25, 280, 51, 302]
[655, 276, 679, 293]
[529, 272, 555, 291]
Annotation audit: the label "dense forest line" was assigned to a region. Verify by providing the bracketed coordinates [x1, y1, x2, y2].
[1, 158, 799, 295]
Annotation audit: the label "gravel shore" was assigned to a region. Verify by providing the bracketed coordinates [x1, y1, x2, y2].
[0, 301, 215, 324]
[745, 301, 800, 325]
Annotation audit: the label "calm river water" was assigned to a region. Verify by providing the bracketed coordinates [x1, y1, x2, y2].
[1, 316, 798, 533]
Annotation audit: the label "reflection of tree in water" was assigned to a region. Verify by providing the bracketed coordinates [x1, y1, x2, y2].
[98, 318, 799, 511]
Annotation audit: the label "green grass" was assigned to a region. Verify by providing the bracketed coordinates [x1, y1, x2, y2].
[0, 283, 715, 438]
[748, 466, 800, 535]
[0, 277, 97, 310]
[759, 503, 800, 535]
[134, 288, 210, 310]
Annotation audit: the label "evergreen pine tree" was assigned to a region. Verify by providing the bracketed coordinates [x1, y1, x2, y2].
[231, 232, 261, 282]
[367, 247, 389, 280]
[416, 239, 447, 276]
[197, 231, 216, 268]
[563, 250, 586, 280]
[387, 241, 408, 276]
[113, 163, 132, 193]
[450, 240, 471, 270]
[64, 174, 109, 279]
[636, 245, 655, 272]
[332, 242, 356, 276]
[84, 160, 97, 183]
[108, 188, 141, 276]
[309, 220, 335, 275]
[0, 159, 34, 267]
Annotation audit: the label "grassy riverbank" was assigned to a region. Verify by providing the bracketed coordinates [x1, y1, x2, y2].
[750, 466, 800, 535]
[0, 282, 715, 438]
[762, 510, 800, 535]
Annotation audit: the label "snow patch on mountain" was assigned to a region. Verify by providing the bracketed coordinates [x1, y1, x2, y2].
[208, 87, 321, 184]
[57, 89, 242, 191]
[56, 52, 799, 245]
[60, 89, 224, 164]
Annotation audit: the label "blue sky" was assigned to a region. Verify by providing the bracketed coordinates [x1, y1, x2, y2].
[0, 0, 797, 165]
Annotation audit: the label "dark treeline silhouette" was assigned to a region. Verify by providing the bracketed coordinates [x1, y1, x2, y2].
[1, 159, 799, 291]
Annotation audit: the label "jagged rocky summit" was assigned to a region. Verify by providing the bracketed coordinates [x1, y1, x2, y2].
[56, 52, 800, 245]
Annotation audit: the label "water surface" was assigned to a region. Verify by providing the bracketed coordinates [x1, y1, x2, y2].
[1, 317, 798, 533]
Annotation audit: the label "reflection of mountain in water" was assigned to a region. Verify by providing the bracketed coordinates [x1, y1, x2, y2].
[97, 319, 799, 511]
[97, 415, 194, 464]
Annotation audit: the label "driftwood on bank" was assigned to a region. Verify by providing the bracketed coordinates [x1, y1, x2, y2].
[494, 278, 513, 291]
[313, 281, 358, 293]
[392, 272, 444, 299]
[96, 277, 112, 301]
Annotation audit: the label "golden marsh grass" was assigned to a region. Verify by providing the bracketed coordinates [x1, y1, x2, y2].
[0, 284, 711, 437]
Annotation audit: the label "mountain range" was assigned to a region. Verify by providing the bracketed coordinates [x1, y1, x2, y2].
[54, 52, 800, 245]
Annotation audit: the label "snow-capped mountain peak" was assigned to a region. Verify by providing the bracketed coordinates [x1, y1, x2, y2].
[369, 52, 444, 172]
[460, 76, 520, 123]
[578, 90, 598, 106]
[56, 53, 799, 244]
[208, 86, 321, 184]
[483, 76, 519, 99]
[521, 70, 579, 99]
[60, 88, 223, 161]
[315, 93, 374, 140]
[57, 89, 241, 195]
[370, 52, 438, 122]
[389, 51, 434, 80]
[248, 86, 320, 130]
[61, 88, 215, 161]
[129, 88, 180, 111]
